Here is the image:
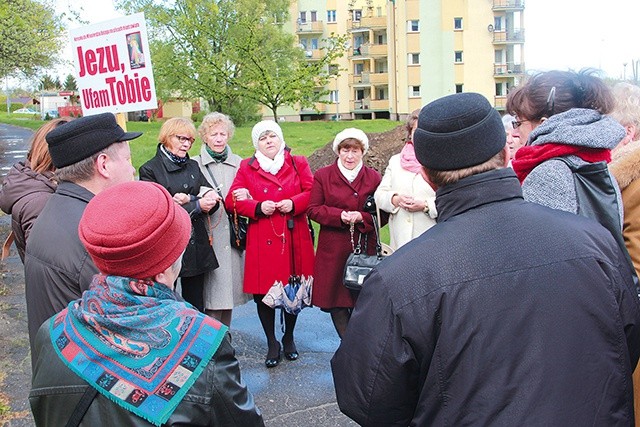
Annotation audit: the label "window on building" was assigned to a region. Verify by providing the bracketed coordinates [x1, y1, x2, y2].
[496, 83, 505, 96]
[329, 64, 339, 75]
[377, 7, 383, 17]
[299, 11, 306, 24]
[494, 16, 503, 31]
[311, 38, 318, 50]
[455, 51, 463, 63]
[327, 10, 336, 23]
[408, 53, 420, 65]
[310, 11, 317, 22]
[300, 38, 308, 49]
[456, 84, 463, 93]
[454, 17, 463, 30]
[354, 63, 364, 75]
[353, 9, 362, 21]
[355, 89, 365, 101]
[330, 90, 339, 103]
[409, 85, 421, 97]
[378, 88, 387, 100]
[408, 20, 419, 32]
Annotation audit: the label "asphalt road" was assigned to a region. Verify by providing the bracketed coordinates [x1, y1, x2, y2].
[0, 123, 357, 427]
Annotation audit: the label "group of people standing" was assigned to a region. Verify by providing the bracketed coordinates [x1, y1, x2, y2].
[3, 67, 640, 425]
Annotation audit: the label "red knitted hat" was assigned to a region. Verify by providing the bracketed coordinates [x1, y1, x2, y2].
[79, 181, 191, 279]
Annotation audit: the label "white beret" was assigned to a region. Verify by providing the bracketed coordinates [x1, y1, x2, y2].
[332, 128, 369, 155]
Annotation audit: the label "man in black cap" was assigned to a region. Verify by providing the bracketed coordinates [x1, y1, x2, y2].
[331, 93, 640, 425]
[24, 113, 141, 361]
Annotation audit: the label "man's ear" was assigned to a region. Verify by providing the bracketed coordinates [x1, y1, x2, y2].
[419, 166, 438, 191]
[94, 152, 110, 179]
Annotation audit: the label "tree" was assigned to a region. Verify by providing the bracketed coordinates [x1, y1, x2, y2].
[63, 74, 78, 91]
[38, 74, 61, 91]
[117, 0, 345, 123]
[0, 0, 65, 79]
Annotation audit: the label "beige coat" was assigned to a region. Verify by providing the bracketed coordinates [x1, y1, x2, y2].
[610, 139, 640, 425]
[193, 145, 250, 310]
[374, 154, 437, 250]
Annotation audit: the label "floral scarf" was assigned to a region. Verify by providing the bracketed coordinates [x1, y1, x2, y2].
[49, 275, 227, 426]
[160, 144, 188, 165]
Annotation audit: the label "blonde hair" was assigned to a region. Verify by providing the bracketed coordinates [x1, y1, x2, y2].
[610, 83, 640, 141]
[158, 117, 196, 147]
[28, 118, 73, 174]
[198, 112, 235, 141]
[427, 150, 506, 187]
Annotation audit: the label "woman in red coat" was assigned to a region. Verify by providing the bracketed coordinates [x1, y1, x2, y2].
[226, 120, 314, 368]
[307, 128, 382, 338]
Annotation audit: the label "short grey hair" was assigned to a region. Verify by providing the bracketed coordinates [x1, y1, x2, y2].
[198, 112, 235, 141]
[55, 142, 123, 183]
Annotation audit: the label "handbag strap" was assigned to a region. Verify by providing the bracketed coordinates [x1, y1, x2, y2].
[65, 385, 98, 427]
[2, 231, 14, 261]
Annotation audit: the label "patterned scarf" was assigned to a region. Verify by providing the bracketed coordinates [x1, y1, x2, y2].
[511, 143, 611, 183]
[399, 141, 423, 174]
[205, 145, 229, 163]
[160, 144, 188, 165]
[49, 275, 227, 426]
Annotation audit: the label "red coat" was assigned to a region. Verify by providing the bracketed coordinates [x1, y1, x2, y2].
[226, 151, 315, 295]
[307, 162, 382, 309]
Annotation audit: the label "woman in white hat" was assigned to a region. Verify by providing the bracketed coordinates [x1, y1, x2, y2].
[307, 128, 382, 338]
[225, 120, 315, 368]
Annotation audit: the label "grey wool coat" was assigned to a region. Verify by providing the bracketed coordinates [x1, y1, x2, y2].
[193, 144, 250, 310]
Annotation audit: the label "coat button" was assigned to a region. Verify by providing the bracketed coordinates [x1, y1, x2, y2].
[183, 184, 188, 189]
[278, 187, 282, 191]
[267, 239, 272, 245]
[264, 188, 268, 193]
[225, 245, 230, 250]
[354, 192, 358, 197]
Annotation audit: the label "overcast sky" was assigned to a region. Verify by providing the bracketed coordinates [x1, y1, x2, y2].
[51, 0, 640, 82]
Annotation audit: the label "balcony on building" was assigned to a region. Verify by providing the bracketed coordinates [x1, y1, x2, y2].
[350, 15, 387, 30]
[492, 29, 525, 44]
[494, 62, 525, 77]
[300, 102, 327, 114]
[358, 43, 387, 58]
[492, 0, 525, 11]
[349, 72, 389, 86]
[494, 95, 507, 110]
[296, 20, 324, 34]
[303, 49, 323, 61]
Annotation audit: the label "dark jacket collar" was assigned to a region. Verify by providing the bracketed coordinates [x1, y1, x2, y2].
[435, 168, 523, 222]
[156, 143, 188, 172]
[56, 180, 95, 203]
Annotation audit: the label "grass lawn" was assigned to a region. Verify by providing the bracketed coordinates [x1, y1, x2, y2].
[0, 112, 399, 170]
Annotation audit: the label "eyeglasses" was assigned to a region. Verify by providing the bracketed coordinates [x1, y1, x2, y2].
[512, 119, 529, 129]
[175, 135, 195, 144]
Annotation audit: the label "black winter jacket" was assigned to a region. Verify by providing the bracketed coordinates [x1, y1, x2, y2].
[139, 145, 218, 277]
[332, 168, 640, 426]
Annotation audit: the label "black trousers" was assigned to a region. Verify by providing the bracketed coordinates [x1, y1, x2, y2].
[180, 274, 205, 312]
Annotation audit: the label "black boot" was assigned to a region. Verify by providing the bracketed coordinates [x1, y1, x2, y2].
[330, 308, 352, 339]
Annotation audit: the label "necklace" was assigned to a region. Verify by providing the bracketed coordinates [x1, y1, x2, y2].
[270, 213, 287, 255]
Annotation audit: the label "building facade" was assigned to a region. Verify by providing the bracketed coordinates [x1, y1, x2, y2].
[275, 0, 524, 121]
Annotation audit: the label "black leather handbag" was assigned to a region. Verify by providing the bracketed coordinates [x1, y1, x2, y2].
[343, 207, 386, 291]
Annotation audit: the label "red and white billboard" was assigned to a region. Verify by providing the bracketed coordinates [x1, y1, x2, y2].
[70, 13, 157, 116]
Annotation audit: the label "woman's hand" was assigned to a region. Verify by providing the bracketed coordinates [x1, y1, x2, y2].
[173, 192, 190, 205]
[261, 200, 277, 216]
[199, 192, 220, 213]
[232, 188, 251, 201]
[397, 195, 425, 213]
[341, 210, 363, 224]
[276, 199, 293, 213]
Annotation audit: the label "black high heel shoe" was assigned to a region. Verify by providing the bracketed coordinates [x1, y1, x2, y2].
[282, 340, 299, 361]
[265, 343, 282, 368]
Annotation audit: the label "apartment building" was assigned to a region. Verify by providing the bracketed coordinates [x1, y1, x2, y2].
[277, 0, 525, 121]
